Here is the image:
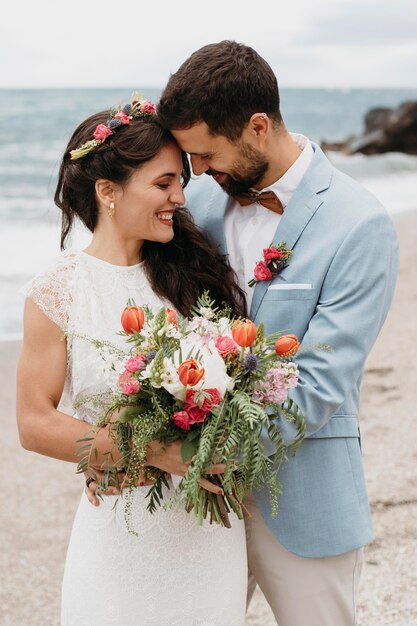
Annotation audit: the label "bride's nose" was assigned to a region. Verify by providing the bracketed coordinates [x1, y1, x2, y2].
[170, 184, 185, 206]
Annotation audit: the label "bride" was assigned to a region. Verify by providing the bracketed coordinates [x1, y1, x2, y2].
[16, 97, 248, 626]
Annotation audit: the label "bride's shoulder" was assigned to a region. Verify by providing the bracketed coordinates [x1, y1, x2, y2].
[22, 249, 81, 330]
[29, 248, 80, 290]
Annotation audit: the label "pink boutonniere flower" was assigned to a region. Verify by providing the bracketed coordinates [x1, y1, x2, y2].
[248, 242, 292, 287]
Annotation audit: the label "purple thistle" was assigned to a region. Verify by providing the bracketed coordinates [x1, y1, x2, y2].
[122, 103, 132, 115]
[146, 350, 157, 363]
[108, 118, 122, 130]
[243, 353, 259, 372]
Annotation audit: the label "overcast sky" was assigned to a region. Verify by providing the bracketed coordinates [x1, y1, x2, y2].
[2, 0, 417, 89]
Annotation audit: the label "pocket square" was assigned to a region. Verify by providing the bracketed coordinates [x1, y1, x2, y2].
[268, 283, 313, 290]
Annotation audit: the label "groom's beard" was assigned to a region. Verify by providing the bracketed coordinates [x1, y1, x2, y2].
[206, 142, 269, 197]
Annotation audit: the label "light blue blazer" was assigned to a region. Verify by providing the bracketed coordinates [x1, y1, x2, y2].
[185, 143, 399, 557]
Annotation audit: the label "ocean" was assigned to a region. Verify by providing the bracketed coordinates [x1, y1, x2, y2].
[1, 87, 417, 339]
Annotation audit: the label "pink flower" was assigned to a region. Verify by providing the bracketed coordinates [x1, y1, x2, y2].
[119, 370, 141, 395]
[186, 388, 220, 413]
[269, 387, 288, 405]
[263, 247, 285, 261]
[140, 100, 156, 114]
[267, 367, 286, 384]
[204, 388, 221, 408]
[93, 124, 113, 141]
[215, 336, 238, 358]
[247, 242, 292, 288]
[172, 410, 192, 430]
[183, 388, 221, 424]
[253, 261, 273, 282]
[124, 355, 146, 373]
[114, 112, 130, 125]
[184, 404, 207, 424]
[286, 374, 299, 388]
[252, 368, 289, 405]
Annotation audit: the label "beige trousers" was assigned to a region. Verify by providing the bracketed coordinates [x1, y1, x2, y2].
[244, 496, 365, 626]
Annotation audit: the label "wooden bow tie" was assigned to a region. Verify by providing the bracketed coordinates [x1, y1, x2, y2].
[234, 190, 284, 214]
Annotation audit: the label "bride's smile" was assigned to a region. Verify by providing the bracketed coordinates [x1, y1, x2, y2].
[86, 142, 186, 266]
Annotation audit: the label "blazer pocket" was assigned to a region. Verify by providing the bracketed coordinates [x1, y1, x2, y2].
[268, 283, 313, 290]
[263, 286, 314, 301]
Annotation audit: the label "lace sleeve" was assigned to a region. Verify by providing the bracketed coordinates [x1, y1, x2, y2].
[22, 251, 78, 332]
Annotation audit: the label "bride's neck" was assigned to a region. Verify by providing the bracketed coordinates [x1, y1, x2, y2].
[83, 231, 143, 267]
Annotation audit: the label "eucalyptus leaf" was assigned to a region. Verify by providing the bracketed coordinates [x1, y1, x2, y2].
[181, 438, 199, 463]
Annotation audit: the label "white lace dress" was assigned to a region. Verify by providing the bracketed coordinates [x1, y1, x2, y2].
[26, 249, 247, 626]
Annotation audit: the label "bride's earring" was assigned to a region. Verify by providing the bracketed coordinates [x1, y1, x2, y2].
[108, 201, 115, 218]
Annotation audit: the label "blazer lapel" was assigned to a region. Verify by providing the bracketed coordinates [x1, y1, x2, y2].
[186, 175, 230, 255]
[250, 144, 333, 319]
[204, 192, 229, 256]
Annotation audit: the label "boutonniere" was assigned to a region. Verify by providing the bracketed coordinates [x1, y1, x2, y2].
[248, 242, 292, 287]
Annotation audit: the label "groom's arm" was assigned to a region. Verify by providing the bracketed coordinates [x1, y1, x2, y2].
[261, 211, 399, 453]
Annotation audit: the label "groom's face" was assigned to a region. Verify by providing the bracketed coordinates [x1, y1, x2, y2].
[172, 122, 268, 196]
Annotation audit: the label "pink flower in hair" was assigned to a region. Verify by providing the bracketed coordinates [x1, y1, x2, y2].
[140, 100, 156, 114]
[114, 112, 130, 125]
[93, 124, 113, 141]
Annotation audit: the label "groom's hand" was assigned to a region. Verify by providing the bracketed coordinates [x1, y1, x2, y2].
[146, 440, 225, 495]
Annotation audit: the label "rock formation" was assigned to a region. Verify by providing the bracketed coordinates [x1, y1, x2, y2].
[321, 100, 417, 155]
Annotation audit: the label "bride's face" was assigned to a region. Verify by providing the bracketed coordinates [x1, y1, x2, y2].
[113, 142, 186, 244]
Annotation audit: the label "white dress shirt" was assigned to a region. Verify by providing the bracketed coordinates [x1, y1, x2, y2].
[224, 133, 314, 311]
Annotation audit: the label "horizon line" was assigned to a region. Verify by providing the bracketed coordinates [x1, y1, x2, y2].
[1, 85, 417, 92]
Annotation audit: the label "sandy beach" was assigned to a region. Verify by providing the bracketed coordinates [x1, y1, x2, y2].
[1, 210, 416, 626]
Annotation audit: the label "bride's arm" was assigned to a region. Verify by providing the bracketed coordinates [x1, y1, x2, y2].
[16, 298, 117, 465]
[17, 299, 226, 503]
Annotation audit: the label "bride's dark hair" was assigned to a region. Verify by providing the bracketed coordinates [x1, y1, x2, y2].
[54, 109, 246, 317]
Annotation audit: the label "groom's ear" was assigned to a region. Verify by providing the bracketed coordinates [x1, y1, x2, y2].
[95, 179, 116, 206]
[241, 113, 271, 148]
[245, 113, 269, 143]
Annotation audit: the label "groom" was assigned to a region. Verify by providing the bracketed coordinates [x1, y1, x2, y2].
[154, 41, 400, 625]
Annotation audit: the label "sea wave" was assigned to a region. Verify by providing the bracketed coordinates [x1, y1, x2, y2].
[0, 221, 91, 338]
[361, 171, 417, 215]
[328, 151, 417, 180]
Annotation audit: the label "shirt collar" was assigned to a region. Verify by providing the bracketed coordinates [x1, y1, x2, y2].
[260, 132, 314, 208]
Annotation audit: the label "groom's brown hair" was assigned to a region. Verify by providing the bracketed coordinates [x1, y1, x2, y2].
[157, 40, 283, 141]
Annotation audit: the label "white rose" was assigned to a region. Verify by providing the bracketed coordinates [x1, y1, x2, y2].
[173, 339, 234, 398]
[218, 316, 233, 337]
[160, 357, 185, 400]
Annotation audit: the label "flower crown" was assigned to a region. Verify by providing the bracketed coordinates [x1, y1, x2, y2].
[69, 95, 157, 160]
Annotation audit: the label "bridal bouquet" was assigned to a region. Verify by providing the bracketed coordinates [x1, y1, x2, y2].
[77, 293, 305, 528]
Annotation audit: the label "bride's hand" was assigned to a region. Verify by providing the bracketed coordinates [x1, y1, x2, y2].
[84, 469, 156, 506]
[84, 469, 124, 506]
[146, 440, 225, 496]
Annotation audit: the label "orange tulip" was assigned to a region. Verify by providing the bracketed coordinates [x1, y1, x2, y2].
[232, 319, 257, 348]
[166, 308, 178, 328]
[178, 358, 205, 386]
[121, 305, 145, 334]
[275, 334, 300, 358]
